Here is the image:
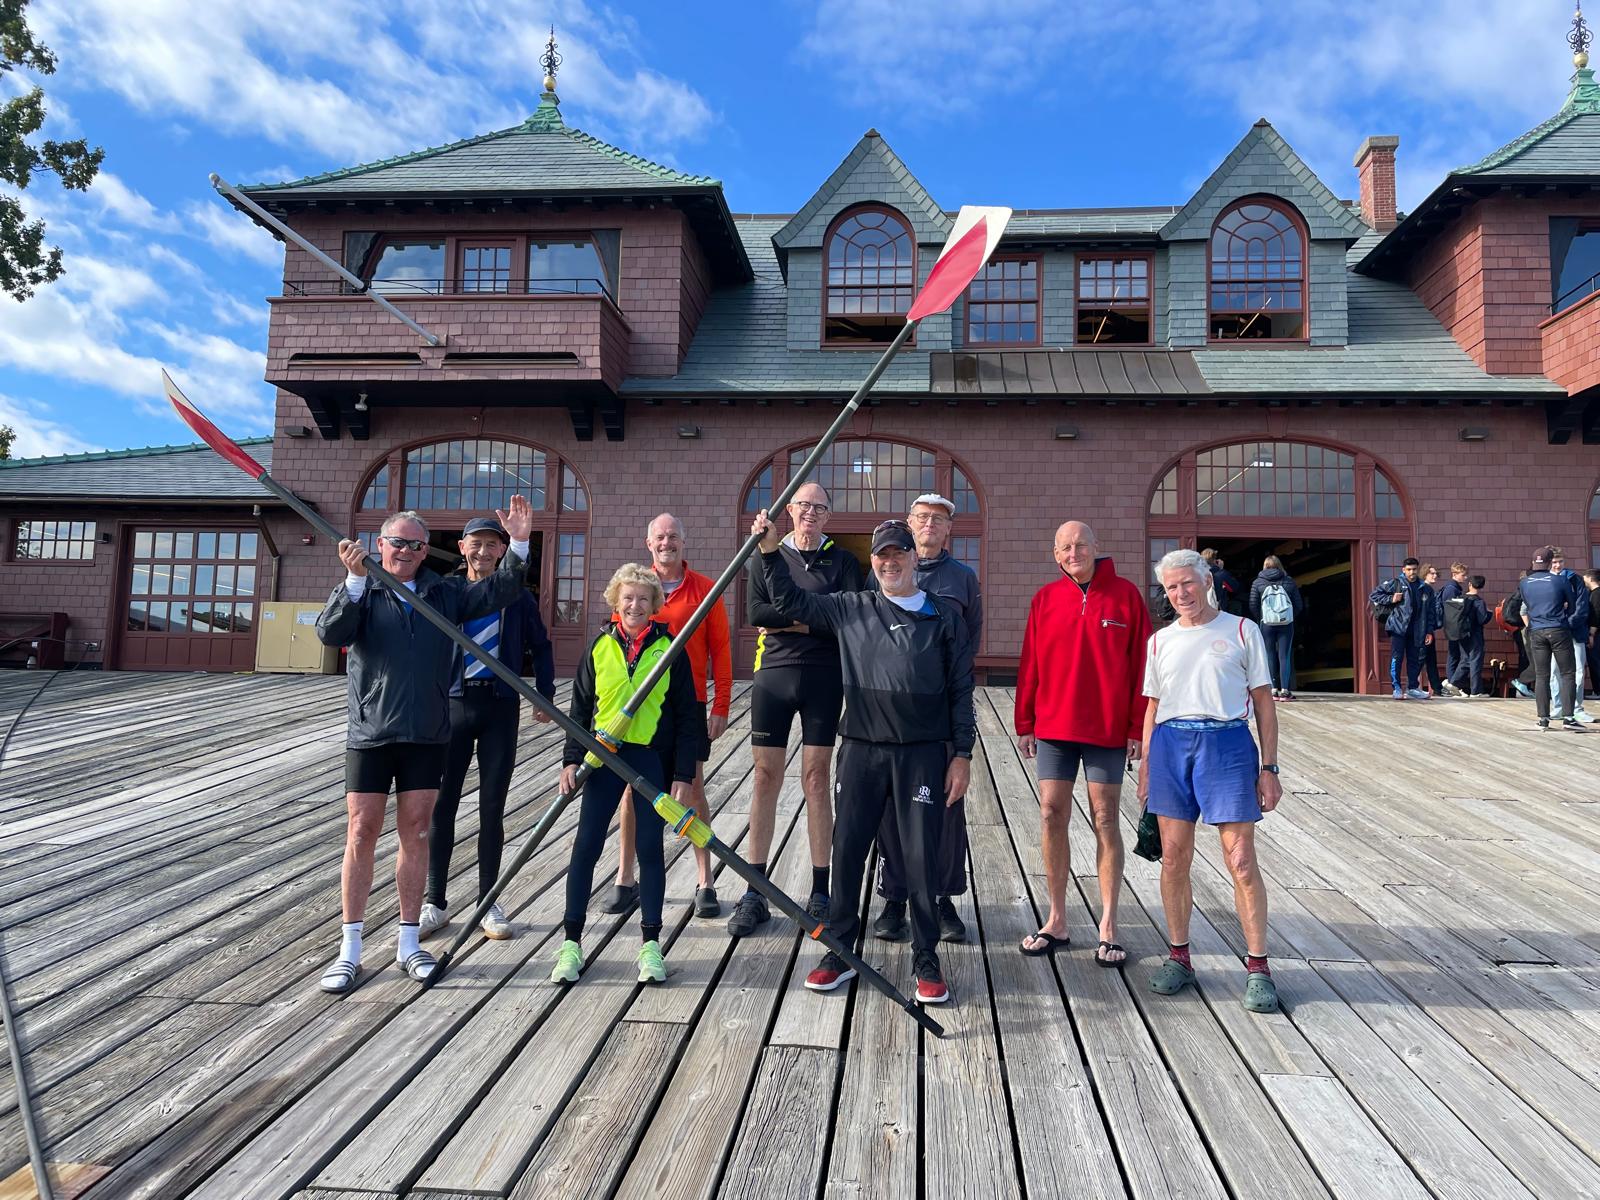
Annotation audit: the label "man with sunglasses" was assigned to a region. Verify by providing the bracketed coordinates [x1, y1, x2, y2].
[315, 498, 534, 993]
[870, 493, 981, 945]
[733, 482, 863, 937]
[751, 511, 974, 1006]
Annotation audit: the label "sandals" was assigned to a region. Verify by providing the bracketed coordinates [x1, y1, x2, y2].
[397, 949, 437, 983]
[1019, 930, 1069, 957]
[319, 958, 360, 994]
[1095, 940, 1128, 969]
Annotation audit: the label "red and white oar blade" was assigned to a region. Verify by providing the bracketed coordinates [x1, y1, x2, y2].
[162, 370, 266, 478]
[905, 204, 1012, 323]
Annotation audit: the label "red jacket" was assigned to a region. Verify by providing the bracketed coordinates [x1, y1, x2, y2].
[653, 564, 732, 718]
[1014, 557, 1152, 747]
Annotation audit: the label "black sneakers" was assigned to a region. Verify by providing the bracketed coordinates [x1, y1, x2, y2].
[726, 890, 769, 937]
[873, 900, 909, 941]
[805, 892, 830, 923]
[937, 896, 966, 943]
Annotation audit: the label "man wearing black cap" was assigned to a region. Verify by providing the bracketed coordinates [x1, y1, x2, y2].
[749, 512, 975, 1006]
[1519, 546, 1582, 731]
[420, 516, 556, 941]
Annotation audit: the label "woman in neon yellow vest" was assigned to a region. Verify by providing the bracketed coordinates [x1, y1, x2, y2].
[552, 563, 699, 984]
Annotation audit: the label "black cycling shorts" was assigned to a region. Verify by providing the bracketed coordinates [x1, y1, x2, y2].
[345, 742, 448, 795]
[749, 664, 843, 748]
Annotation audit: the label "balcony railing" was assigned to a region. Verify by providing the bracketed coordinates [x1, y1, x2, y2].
[282, 277, 615, 303]
[1552, 271, 1600, 314]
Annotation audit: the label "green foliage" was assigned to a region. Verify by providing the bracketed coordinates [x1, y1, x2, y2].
[0, 0, 103, 301]
[0, 424, 13, 459]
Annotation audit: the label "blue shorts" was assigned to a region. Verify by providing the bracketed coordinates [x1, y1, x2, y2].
[1146, 719, 1261, 826]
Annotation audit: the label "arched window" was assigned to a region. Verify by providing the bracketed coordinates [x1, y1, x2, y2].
[1209, 198, 1307, 340]
[739, 439, 983, 581]
[824, 206, 915, 346]
[352, 438, 590, 628]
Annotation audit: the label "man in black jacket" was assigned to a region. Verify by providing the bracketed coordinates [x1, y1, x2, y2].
[735, 482, 864, 938]
[752, 511, 975, 1006]
[419, 516, 556, 943]
[315, 497, 533, 993]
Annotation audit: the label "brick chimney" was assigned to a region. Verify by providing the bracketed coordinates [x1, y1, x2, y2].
[1354, 135, 1400, 232]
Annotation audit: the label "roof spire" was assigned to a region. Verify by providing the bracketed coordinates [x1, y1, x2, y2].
[541, 26, 562, 92]
[1566, 3, 1600, 112]
[527, 27, 565, 131]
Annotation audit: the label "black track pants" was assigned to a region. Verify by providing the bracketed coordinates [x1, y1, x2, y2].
[426, 690, 519, 908]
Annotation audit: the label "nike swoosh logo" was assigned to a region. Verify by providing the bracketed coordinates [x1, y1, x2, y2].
[890, 623, 909, 630]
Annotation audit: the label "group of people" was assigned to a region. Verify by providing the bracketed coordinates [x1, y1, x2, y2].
[313, 487, 1287, 1014]
[1370, 550, 1598, 728]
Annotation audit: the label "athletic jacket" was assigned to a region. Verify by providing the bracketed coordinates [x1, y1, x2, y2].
[746, 535, 863, 671]
[1519, 570, 1575, 632]
[562, 620, 697, 782]
[1370, 575, 1430, 639]
[447, 578, 555, 703]
[317, 552, 527, 748]
[1558, 569, 1592, 640]
[870, 548, 983, 671]
[1014, 557, 1152, 747]
[758, 549, 975, 755]
[653, 563, 733, 718]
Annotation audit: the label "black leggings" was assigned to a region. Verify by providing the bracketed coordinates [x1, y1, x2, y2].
[426, 690, 519, 909]
[564, 741, 667, 942]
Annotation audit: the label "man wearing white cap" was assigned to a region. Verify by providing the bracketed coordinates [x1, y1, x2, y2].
[871, 493, 982, 944]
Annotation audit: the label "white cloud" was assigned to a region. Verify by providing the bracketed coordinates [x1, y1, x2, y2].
[0, 392, 93, 458]
[87, 172, 181, 233]
[34, 0, 717, 171]
[185, 201, 283, 266]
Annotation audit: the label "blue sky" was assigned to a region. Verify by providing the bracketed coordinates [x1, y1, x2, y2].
[0, 0, 1583, 457]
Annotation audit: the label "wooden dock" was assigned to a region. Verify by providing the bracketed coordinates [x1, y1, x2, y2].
[1, 670, 1599, 1199]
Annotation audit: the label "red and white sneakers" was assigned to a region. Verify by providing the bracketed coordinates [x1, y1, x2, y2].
[805, 951, 858, 992]
[913, 950, 949, 1004]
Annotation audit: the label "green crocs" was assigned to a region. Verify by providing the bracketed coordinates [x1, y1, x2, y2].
[1243, 972, 1280, 1013]
[1149, 958, 1196, 995]
[637, 939, 666, 984]
[550, 939, 584, 984]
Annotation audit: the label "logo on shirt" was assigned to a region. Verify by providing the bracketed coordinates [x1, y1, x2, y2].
[912, 784, 933, 805]
[1210, 639, 1233, 656]
[890, 623, 909, 631]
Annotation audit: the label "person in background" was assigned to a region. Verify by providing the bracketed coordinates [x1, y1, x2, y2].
[1440, 562, 1470, 697]
[1518, 547, 1580, 732]
[1459, 575, 1491, 699]
[1419, 564, 1447, 697]
[1202, 549, 1244, 616]
[1549, 549, 1593, 723]
[1586, 570, 1600, 703]
[1369, 557, 1431, 701]
[1248, 554, 1305, 701]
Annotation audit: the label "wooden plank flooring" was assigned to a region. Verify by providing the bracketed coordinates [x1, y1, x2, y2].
[2, 672, 1600, 1198]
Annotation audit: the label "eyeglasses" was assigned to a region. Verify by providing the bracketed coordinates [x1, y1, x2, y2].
[791, 501, 830, 514]
[380, 535, 426, 551]
[908, 512, 950, 525]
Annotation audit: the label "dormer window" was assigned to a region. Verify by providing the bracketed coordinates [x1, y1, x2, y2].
[1208, 199, 1307, 340]
[825, 205, 915, 346]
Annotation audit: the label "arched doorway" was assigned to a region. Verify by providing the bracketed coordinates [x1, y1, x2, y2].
[352, 437, 591, 671]
[1147, 438, 1413, 694]
[735, 437, 984, 674]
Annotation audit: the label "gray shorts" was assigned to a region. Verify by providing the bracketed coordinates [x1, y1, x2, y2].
[1035, 738, 1125, 784]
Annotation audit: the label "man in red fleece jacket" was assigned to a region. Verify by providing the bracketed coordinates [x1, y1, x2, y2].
[1014, 521, 1151, 966]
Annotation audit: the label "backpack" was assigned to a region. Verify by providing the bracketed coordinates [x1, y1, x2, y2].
[1495, 594, 1524, 633]
[1260, 583, 1293, 626]
[1442, 596, 1467, 641]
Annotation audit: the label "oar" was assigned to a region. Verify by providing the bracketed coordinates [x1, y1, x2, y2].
[161, 372, 947, 1038]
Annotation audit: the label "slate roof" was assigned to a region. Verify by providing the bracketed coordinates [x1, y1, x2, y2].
[1000, 208, 1178, 239]
[244, 93, 719, 197]
[773, 132, 950, 250]
[621, 225, 1559, 398]
[0, 440, 276, 502]
[1161, 120, 1368, 242]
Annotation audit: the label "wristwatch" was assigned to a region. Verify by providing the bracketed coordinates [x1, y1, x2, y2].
[1260, 763, 1280, 775]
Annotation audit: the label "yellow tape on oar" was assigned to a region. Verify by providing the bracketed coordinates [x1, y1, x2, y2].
[651, 791, 713, 848]
[582, 712, 634, 770]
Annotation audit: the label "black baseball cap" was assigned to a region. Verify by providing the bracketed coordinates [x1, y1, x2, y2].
[870, 520, 915, 555]
[462, 517, 508, 542]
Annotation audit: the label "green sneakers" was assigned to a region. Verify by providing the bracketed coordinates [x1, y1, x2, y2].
[1243, 972, 1280, 1013]
[637, 940, 666, 984]
[550, 939, 584, 984]
[1148, 958, 1197, 995]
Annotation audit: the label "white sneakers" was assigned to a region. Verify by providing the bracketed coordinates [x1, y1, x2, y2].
[418, 902, 449, 937]
[480, 903, 514, 940]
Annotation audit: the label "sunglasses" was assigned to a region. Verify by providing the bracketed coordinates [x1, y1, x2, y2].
[379, 535, 426, 552]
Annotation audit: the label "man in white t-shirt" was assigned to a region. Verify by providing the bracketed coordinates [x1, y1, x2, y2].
[1137, 548, 1283, 1014]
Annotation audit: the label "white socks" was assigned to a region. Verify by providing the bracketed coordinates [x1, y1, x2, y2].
[340, 921, 363, 964]
[397, 921, 421, 962]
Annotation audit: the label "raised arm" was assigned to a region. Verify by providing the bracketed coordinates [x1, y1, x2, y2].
[750, 510, 843, 634]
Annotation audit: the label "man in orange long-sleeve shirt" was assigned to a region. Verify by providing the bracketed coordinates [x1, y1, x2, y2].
[604, 512, 733, 918]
